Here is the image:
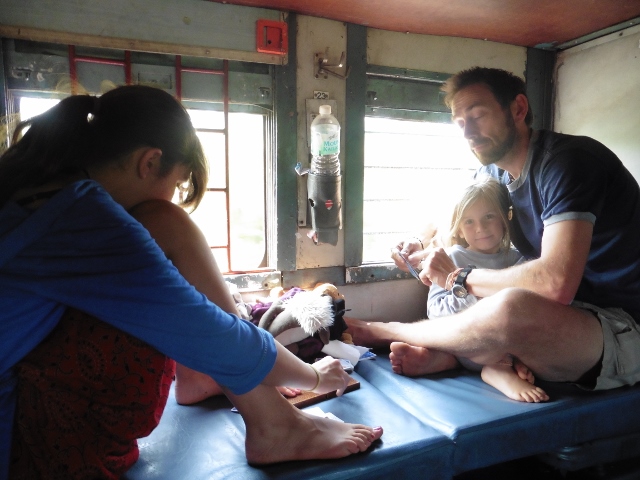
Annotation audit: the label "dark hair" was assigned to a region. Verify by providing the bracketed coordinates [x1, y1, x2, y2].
[0, 85, 208, 209]
[441, 67, 533, 126]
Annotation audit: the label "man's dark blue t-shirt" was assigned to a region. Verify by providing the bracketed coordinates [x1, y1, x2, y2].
[478, 130, 640, 322]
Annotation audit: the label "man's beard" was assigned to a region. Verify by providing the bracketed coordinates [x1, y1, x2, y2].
[471, 115, 517, 166]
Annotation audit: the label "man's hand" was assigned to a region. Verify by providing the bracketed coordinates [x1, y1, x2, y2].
[419, 247, 457, 287]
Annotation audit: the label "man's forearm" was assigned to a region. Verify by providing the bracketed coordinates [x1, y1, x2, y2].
[465, 259, 557, 300]
[465, 257, 579, 304]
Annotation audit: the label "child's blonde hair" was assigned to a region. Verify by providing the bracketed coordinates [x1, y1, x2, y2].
[443, 175, 511, 251]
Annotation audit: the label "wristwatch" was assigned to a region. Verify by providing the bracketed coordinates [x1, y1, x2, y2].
[451, 265, 476, 298]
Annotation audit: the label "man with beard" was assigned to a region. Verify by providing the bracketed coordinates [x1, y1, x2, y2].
[347, 67, 640, 393]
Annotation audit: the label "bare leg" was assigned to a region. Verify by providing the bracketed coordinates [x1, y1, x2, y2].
[481, 364, 549, 403]
[131, 201, 383, 462]
[132, 200, 304, 403]
[175, 363, 224, 405]
[345, 317, 404, 348]
[389, 342, 459, 376]
[347, 288, 603, 383]
[175, 365, 301, 405]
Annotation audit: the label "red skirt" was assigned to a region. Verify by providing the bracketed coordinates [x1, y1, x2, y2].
[10, 308, 176, 479]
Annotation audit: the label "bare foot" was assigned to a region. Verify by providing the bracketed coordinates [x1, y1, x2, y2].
[513, 358, 535, 384]
[481, 364, 549, 403]
[389, 342, 459, 376]
[226, 382, 383, 465]
[344, 317, 400, 348]
[246, 408, 383, 465]
[175, 364, 224, 405]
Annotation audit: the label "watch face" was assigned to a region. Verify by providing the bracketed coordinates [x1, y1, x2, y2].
[452, 284, 468, 298]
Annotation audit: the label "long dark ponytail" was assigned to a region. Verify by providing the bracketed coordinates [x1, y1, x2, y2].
[0, 95, 95, 206]
[0, 85, 208, 209]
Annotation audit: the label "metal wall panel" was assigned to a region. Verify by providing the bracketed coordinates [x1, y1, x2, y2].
[0, 0, 286, 65]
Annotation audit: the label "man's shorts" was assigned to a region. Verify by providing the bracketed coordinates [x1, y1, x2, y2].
[573, 300, 640, 391]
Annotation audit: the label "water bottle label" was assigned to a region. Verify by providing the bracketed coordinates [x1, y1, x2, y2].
[311, 131, 340, 156]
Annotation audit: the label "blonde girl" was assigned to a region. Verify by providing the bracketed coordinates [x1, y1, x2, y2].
[426, 175, 548, 403]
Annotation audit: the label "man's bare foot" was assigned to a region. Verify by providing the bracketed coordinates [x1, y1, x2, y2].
[389, 342, 459, 376]
[344, 317, 400, 348]
[481, 364, 549, 403]
[246, 408, 383, 465]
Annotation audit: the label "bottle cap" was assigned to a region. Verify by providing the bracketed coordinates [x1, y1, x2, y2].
[319, 105, 331, 115]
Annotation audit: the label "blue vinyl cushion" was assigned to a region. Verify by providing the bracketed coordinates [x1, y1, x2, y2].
[125, 353, 640, 479]
[356, 353, 640, 475]
[124, 370, 453, 480]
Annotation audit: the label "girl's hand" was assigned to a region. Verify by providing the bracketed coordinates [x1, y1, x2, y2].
[392, 237, 425, 272]
[445, 267, 465, 291]
[399, 236, 424, 256]
[277, 386, 302, 398]
[391, 237, 422, 272]
[310, 356, 350, 396]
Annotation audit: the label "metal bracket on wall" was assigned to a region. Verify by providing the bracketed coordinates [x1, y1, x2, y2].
[315, 50, 350, 79]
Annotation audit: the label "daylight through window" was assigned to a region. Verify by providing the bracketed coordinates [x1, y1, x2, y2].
[363, 116, 478, 263]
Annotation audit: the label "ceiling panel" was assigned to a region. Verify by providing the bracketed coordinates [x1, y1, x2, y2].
[214, 0, 640, 48]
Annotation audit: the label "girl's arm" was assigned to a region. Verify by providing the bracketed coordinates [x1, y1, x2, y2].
[427, 282, 478, 318]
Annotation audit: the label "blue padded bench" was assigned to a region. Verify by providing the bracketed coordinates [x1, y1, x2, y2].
[356, 353, 640, 476]
[123, 369, 454, 480]
[125, 352, 640, 479]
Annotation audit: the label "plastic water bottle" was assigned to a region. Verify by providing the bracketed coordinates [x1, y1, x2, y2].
[310, 105, 340, 175]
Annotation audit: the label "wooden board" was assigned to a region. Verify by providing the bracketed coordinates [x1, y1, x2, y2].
[287, 377, 360, 409]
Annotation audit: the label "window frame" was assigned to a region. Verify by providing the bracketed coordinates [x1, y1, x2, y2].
[0, 32, 557, 290]
[343, 31, 456, 283]
[338, 30, 553, 286]
[1, 37, 280, 289]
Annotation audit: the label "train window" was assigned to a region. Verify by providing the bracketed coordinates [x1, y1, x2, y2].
[5, 40, 274, 275]
[19, 97, 60, 123]
[363, 117, 476, 262]
[14, 97, 268, 274]
[186, 110, 266, 272]
[363, 69, 477, 263]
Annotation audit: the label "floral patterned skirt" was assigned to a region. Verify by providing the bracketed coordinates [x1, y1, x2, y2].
[10, 308, 176, 480]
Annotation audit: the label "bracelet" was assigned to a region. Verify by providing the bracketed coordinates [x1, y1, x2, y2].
[309, 364, 321, 391]
[413, 237, 424, 250]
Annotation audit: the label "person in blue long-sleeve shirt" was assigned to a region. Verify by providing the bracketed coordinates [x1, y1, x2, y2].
[0, 85, 382, 479]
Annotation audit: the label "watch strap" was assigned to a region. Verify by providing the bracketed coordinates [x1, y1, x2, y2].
[454, 264, 476, 288]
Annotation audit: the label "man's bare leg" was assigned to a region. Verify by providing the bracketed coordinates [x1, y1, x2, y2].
[389, 342, 459, 376]
[345, 318, 459, 376]
[345, 317, 404, 348]
[481, 364, 549, 403]
[348, 288, 603, 383]
[226, 385, 383, 464]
